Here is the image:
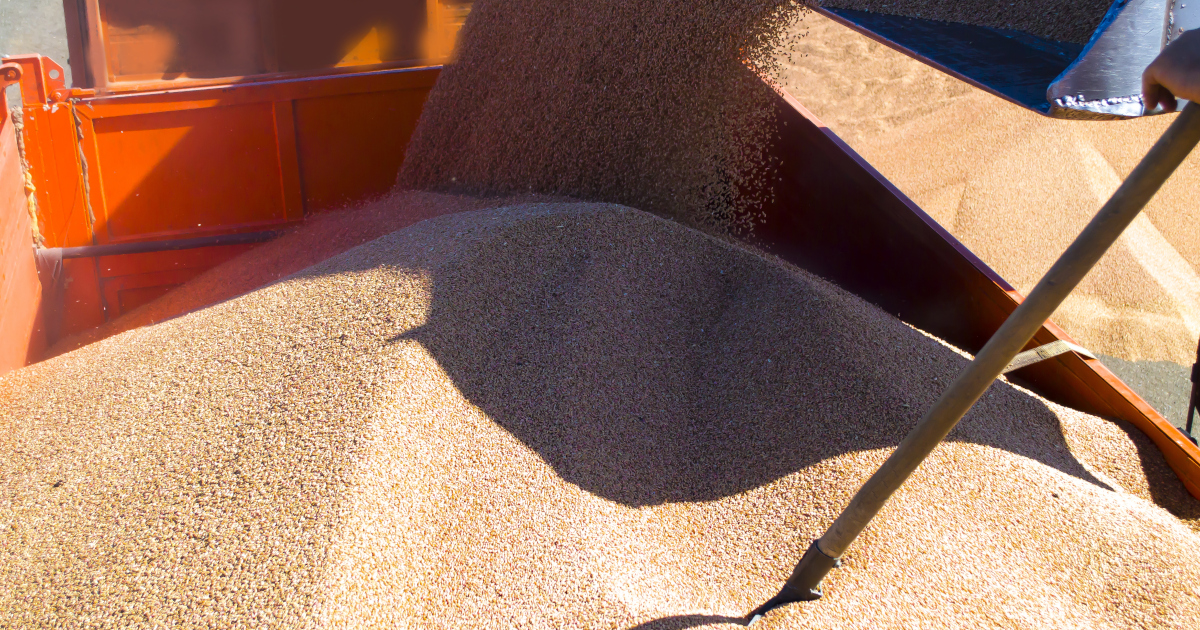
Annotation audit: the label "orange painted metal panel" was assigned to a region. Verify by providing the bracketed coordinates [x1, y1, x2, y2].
[89, 103, 293, 242]
[114, 284, 177, 314]
[293, 87, 431, 212]
[94, 244, 259, 279]
[272, 102, 305, 220]
[95, 244, 258, 317]
[78, 64, 440, 117]
[4, 56, 93, 249]
[54, 259, 108, 337]
[7, 60, 439, 332]
[21, 104, 93, 248]
[0, 109, 47, 374]
[102, 268, 204, 315]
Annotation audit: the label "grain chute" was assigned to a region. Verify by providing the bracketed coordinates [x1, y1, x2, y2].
[820, 0, 1197, 117]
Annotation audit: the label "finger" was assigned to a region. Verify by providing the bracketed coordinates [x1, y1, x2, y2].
[1154, 83, 1179, 112]
[1142, 70, 1175, 112]
[1143, 83, 1161, 111]
[1143, 63, 1162, 103]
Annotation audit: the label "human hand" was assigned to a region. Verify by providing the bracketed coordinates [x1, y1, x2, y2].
[1144, 29, 1200, 112]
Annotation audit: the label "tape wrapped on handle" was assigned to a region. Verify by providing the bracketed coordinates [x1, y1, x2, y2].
[1002, 340, 1096, 374]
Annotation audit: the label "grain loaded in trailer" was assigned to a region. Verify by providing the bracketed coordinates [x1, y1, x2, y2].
[1, 1, 1199, 626]
[4, 0, 1193, 492]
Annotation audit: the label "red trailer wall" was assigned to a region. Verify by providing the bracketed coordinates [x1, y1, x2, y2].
[0, 98, 47, 376]
[4, 55, 438, 343]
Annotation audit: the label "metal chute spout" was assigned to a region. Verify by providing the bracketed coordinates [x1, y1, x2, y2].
[818, 0, 1196, 118]
[1046, 0, 1198, 118]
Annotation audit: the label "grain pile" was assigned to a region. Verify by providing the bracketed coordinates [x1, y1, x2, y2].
[819, 0, 1113, 45]
[3, 201, 1199, 628]
[47, 191, 562, 357]
[398, 0, 805, 234]
[775, 13, 1200, 423]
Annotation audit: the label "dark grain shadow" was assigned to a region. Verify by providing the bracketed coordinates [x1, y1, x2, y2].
[625, 614, 748, 629]
[386, 208, 1113, 506]
[1111, 418, 1200, 530]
